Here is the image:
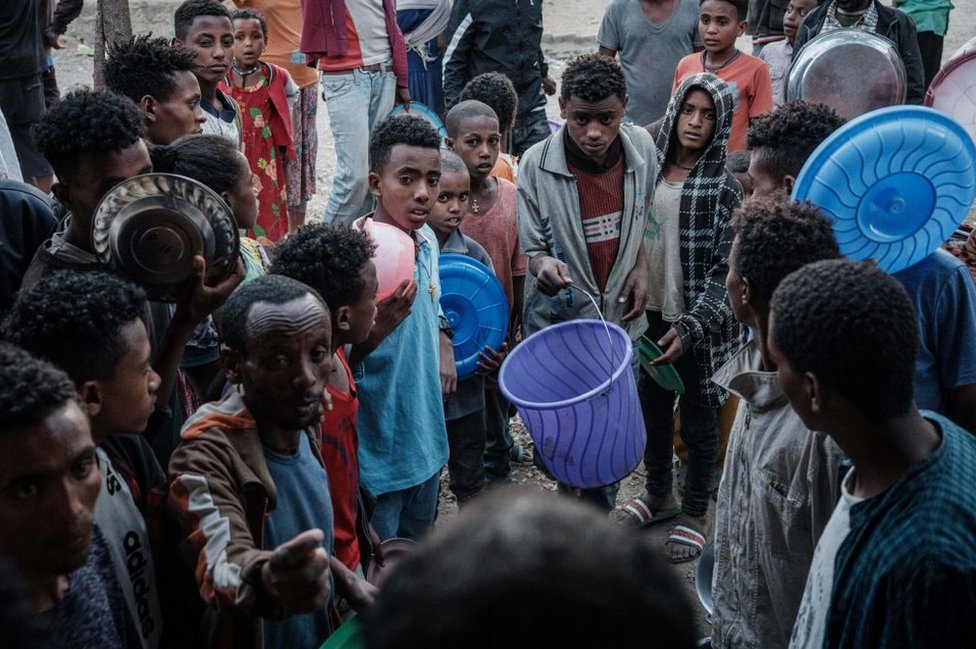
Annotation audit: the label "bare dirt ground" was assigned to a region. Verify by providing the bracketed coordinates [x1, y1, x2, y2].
[52, 0, 975, 639]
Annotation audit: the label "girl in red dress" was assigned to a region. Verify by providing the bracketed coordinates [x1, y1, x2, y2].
[220, 8, 297, 242]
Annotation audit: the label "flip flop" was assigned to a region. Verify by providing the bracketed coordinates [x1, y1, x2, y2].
[610, 496, 682, 528]
[510, 443, 533, 464]
[666, 524, 706, 564]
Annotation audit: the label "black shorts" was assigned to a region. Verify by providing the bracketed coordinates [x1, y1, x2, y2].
[0, 75, 53, 179]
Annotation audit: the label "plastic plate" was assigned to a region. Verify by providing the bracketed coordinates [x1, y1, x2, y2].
[637, 335, 685, 393]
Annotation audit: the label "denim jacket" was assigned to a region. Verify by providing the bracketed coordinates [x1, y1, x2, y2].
[711, 342, 845, 649]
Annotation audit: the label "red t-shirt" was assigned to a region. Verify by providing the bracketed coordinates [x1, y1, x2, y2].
[319, 348, 361, 571]
[672, 51, 773, 152]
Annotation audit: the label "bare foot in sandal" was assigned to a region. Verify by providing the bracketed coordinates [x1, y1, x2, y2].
[609, 491, 681, 527]
[665, 513, 708, 563]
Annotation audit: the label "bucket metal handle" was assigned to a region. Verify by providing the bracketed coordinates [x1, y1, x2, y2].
[566, 284, 617, 394]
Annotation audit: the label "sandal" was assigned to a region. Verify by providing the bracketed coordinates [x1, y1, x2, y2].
[666, 524, 706, 564]
[609, 496, 682, 528]
[510, 443, 533, 464]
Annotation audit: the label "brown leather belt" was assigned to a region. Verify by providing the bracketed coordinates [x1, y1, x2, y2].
[320, 62, 385, 75]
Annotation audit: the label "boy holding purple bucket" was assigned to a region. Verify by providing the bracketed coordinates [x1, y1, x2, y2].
[516, 54, 656, 509]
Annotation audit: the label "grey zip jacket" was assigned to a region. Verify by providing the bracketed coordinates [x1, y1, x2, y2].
[518, 122, 658, 341]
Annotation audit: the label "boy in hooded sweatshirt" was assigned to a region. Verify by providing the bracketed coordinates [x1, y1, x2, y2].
[612, 73, 742, 563]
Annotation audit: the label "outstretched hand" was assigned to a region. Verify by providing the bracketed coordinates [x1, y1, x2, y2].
[262, 529, 331, 615]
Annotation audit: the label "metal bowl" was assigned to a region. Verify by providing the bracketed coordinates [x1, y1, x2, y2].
[787, 29, 907, 120]
[92, 173, 239, 302]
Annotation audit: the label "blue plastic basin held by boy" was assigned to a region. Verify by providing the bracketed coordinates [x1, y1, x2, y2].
[438, 254, 509, 380]
[792, 105, 976, 274]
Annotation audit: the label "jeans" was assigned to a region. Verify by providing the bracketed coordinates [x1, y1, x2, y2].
[447, 408, 487, 505]
[482, 388, 514, 481]
[511, 107, 552, 158]
[370, 470, 441, 541]
[320, 64, 396, 225]
[641, 312, 718, 518]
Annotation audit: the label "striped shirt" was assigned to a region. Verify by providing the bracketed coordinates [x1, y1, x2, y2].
[568, 157, 624, 293]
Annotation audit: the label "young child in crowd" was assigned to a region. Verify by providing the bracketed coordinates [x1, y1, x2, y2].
[3, 271, 166, 649]
[150, 134, 267, 281]
[174, 0, 242, 147]
[672, 0, 772, 151]
[105, 34, 207, 145]
[270, 223, 385, 613]
[220, 8, 298, 242]
[771, 260, 976, 648]
[613, 74, 742, 564]
[759, 0, 820, 108]
[711, 199, 845, 649]
[427, 150, 507, 505]
[459, 72, 521, 183]
[445, 100, 527, 484]
[349, 114, 454, 540]
[150, 133, 267, 401]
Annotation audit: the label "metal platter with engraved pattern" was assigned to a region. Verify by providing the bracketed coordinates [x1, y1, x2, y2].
[92, 173, 239, 301]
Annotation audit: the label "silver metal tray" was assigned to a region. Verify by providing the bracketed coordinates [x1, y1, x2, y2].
[92, 173, 239, 302]
[787, 29, 907, 120]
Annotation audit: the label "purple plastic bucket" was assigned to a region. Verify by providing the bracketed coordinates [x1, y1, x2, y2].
[499, 319, 646, 488]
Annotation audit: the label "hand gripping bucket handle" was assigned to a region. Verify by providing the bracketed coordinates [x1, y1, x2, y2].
[498, 284, 647, 488]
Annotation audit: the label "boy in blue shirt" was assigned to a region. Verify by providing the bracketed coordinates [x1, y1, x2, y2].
[351, 114, 456, 539]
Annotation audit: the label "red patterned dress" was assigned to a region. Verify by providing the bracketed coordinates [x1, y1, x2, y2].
[223, 63, 292, 242]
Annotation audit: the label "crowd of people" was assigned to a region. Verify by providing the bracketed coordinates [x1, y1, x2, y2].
[0, 0, 974, 648]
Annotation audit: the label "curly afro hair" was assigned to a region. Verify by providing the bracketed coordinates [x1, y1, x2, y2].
[560, 53, 626, 104]
[105, 34, 198, 105]
[460, 72, 518, 133]
[770, 259, 918, 421]
[369, 113, 442, 174]
[231, 8, 268, 38]
[445, 100, 499, 140]
[731, 198, 840, 304]
[220, 274, 328, 354]
[746, 102, 845, 182]
[33, 88, 144, 180]
[174, 0, 232, 40]
[271, 224, 376, 312]
[0, 342, 79, 433]
[2, 271, 147, 384]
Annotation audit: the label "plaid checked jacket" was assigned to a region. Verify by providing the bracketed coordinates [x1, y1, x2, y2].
[654, 73, 743, 406]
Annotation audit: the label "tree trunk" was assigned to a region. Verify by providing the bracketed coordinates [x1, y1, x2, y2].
[93, 0, 132, 88]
